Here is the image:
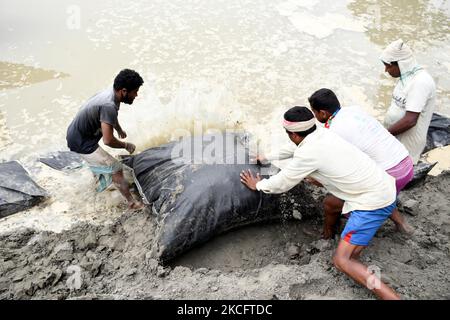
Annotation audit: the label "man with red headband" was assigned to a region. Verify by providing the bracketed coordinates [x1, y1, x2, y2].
[240, 106, 399, 300]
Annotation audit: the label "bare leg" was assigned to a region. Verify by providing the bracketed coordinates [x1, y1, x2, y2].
[112, 170, 143, 209]
[333, 240, 400, 300]
[350, 246, 365, 260]
[390, 208, 413, 234]
[323, 195, 345, 239]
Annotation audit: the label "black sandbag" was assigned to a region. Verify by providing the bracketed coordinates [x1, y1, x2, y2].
[0, 161, 47, 218]
[123, 133, 318, 262]
[424, 113, 450, 153]
[404, 161, 437, 190]
[40, 151, 83, 171]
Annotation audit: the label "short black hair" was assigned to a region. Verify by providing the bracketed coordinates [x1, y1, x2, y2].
[284, 106, 316, 137]
[308, 88, 340, 113]
[113, 69, 144, 91]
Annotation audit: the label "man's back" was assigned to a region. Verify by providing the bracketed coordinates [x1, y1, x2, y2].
[66, 87, 119, 154]
[330, 106, 409, 170]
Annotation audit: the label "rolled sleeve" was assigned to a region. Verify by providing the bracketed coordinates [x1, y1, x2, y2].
[99, 104, 118, 126]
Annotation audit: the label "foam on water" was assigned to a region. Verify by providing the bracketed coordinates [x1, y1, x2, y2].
[283, 11, 365, 39]
[276, 0, 319, 15]
[119, 76, 246, 153]
[0, 110, 11, 152]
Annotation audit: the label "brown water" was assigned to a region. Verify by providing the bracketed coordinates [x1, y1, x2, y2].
[0, 0, 449, 231]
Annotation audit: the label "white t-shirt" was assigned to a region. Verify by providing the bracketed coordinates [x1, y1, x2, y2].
[329, 106, 409, 170]
[384, 70, 436, 164]
[256, 128, 396, 214]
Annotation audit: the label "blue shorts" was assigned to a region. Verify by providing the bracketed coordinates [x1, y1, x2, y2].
[341, 201, 397, 246]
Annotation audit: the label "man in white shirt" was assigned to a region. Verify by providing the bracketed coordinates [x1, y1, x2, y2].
[381, 39, 436, 164]
[308, 88, 414, 237]
[241, 106, 399, 300]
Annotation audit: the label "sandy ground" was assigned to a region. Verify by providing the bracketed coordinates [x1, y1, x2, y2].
[0, 170, 449, 300]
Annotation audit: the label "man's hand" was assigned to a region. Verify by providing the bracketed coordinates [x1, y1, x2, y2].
[240, 169, 262, 191]
[117, 130, 127, 139]
[125, 142, 136, 154]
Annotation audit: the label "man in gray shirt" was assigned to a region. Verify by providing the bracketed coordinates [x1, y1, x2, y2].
[67, 69, 144, 209]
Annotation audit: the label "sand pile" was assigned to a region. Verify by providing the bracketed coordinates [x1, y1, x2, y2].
[0, 172, 449, 300]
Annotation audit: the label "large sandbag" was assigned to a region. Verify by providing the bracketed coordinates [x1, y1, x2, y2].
[424, 113, 450, 153]
[124, 133, 318, 262]
[0, 161, 47, 218]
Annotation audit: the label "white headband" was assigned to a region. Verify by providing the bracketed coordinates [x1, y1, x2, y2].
[283, 118, 316, 132]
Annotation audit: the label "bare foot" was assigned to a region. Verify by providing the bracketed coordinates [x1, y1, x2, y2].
[395, 221, 414, 235]
[128, 201, 144, 211]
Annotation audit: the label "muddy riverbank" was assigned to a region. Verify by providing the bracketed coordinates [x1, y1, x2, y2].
[1, 171, 449, 300]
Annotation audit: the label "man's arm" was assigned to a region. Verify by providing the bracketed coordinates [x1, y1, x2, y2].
[253, 152, 317, 194]
[102, 122, 136, 154]
[113, 120, 127, 139]
[102, 122, 136, 153]
[387, 111, 420, 136]
[101, 122, 127, 149]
